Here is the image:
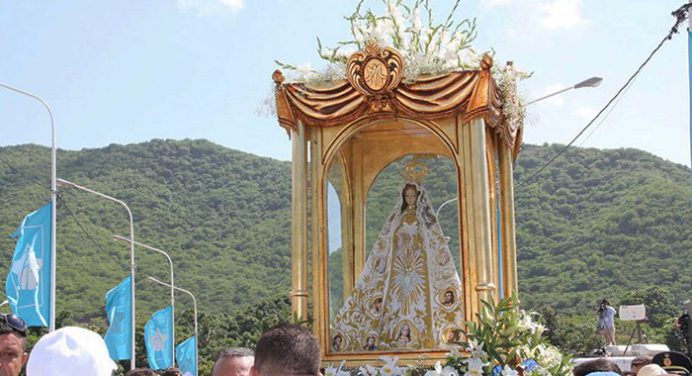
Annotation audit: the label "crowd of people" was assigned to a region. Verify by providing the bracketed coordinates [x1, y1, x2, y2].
[1, 310, 690, 376]
[0, 312, 322, 376]
[575, 354, 692, 376]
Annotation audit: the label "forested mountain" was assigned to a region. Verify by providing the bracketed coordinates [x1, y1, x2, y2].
[0, 139, 689, 366]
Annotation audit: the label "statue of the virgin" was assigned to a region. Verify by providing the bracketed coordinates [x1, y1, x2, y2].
[331, 178, 464, 352]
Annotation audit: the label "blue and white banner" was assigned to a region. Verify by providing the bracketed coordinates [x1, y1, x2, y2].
[175, 336, 197, 376]
[5, 202, 52, 327]
[144, 305, 174, 370]
[103, 276, 132, 360]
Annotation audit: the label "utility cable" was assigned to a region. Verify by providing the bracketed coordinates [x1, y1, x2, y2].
[516, 3, 692, 190]
[0, 153, 124, 266]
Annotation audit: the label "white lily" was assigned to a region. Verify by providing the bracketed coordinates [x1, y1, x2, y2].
[324, 360, 350, 376]
[464, 358, 486, 376]
[379, 356, 404, 376]
[359, 365, 379, 376]
[501, 365, 519, 376]
[466, 339, 487, 359]
[424, 361, 458, 376]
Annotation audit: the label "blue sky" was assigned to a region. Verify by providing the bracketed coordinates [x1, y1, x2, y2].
[1, 0, 690, 167]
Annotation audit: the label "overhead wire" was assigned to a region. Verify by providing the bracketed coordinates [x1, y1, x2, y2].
[0, 151, 124, 266]
[516, 2, 692, 190]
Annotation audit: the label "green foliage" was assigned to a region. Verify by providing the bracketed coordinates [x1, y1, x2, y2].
[447, 295, 572, 376]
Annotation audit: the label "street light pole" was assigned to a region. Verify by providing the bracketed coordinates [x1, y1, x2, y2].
[114, 235, 175, 365]
[0, 82, 57, 332]
[147, 277, 198, 376]
[56, 178, 136, 370]
[526, 76, 603, 106]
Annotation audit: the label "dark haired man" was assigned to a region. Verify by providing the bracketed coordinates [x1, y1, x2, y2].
[251, 324, 322, 376]
[212, 347, 254, 376]
[0, 314, 28, 376]
[573, 358, 622, 376]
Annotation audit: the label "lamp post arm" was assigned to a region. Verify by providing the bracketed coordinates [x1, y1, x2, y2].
[147, 276, 198, 376]
[0, 82, 57, 332]
[436, 198, 458, 218]
[114, 235, 175, 365]
[56, 178, 136, 369]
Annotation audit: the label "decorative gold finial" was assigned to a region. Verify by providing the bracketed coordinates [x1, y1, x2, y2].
[401, 156, 430, 183]
[272, 69, 285, 85]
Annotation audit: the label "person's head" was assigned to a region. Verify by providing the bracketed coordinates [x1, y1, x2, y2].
[212, 348, 255, 376]
[631, 356, 653, 375]
[126, 369, 159, 376]
[636, 364, 668, 376]
[373, 298, 382, 312]
[252, 324, 321, 376]
[401, 184, 420, 212]
[0, 314, 28, 376]
[573, 358, 622, 376]
[26, 326, 117, 376]
[444, 291, 454, 304]
[160, 368, 184, 376]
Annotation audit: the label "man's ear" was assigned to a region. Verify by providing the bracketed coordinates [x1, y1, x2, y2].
[21, 352, 28, 366]
[250, 365, 260, 376]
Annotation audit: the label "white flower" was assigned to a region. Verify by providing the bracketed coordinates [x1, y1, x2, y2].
[464, 358, 487, 376]
[359, 365, 378, 376]
[501, 365, 519, 376]
[537, 346, 563, 369]
[424, 361, 458, 376]
[466, 339, 487, 359]
[379, 356, 404, 376]
[295, 63, 316, 81]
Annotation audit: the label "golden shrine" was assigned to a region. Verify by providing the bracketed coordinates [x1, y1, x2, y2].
[273, 42, 522, 364]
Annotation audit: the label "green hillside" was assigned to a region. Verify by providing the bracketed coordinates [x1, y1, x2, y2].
[0, 139, 690, 363]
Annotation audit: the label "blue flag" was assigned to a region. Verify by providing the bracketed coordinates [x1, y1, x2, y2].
[103, 276, 132, 360]
[144, 305, 174, 370]
[5, 202, 52, 327]
[175, 336, 197, 376]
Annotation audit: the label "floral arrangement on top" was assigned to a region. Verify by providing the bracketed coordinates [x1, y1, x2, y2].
[322, 295, 573, 376]
[273, 0, 529, 132]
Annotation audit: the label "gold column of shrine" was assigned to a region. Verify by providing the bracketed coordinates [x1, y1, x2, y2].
[273, 43, 522, 363]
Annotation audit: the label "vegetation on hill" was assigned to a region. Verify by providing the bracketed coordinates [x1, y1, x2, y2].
[1, 139, 689, 364]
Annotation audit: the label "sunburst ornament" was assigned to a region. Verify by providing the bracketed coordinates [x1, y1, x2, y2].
[401, 157, 430, 183]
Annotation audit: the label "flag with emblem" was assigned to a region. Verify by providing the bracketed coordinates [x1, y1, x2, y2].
[175, 336, 197, 376]
[103, 276, 132, 360]
[144, 305, 174, 369]
[5, 202, 52, 327]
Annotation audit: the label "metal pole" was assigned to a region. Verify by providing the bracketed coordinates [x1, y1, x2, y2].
[0, 83, 57, 332]
[526, 76, 603, 106]
[55, 178, 136, 370]
[114, 235, 175, 365]
[436, 197, 458, 218]
[147, 277, 197, 376]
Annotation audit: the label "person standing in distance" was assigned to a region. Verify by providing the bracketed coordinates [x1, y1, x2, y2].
[212, 348, 254, 376]
[597, 298, 618, 347]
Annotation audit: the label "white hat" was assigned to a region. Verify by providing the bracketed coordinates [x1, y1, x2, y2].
[637, 364, 669, 376]
[27, 326, 117, 376]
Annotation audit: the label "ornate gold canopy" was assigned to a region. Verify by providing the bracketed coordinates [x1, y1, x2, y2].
[273, 43, 521, 365]
[273, 42, 522, 159]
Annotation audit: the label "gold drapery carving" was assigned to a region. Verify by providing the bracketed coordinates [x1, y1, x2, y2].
[273, 48, 522, 159]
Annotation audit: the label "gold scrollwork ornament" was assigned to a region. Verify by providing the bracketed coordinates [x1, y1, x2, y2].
[347, 41, 404, 96]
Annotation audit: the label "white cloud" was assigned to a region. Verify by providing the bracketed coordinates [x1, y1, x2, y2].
[481, 0, 512, 8]
[177, 0, 244, 16]
[218, 0, 243, 12]
[574, 105, 597, 120]
[539, 0, 587, 30]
